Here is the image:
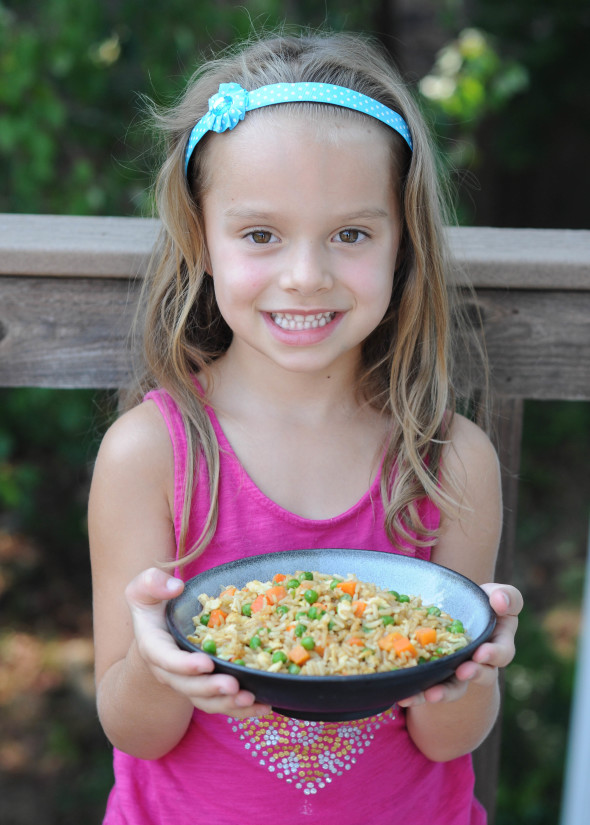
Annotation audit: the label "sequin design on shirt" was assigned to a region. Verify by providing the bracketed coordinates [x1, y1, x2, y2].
[228, 706, 397, 794]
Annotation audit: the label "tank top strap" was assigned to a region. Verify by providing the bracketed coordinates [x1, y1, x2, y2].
[144, 383, 440, 569]
[143, 388, 191, 549]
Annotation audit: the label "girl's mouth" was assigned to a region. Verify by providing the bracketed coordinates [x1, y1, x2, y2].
[269, 311, 336, 331]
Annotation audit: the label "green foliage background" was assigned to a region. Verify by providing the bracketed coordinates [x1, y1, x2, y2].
[1, 1, 589, 823]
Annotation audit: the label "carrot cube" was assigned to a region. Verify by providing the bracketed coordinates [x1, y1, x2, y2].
[415, 627, 437, 646]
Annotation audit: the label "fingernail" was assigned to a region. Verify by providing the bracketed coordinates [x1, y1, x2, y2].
[234, 692, 255, 706]
[166, 577, 182, 592]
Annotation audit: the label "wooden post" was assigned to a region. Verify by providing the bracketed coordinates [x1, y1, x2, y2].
[473, 396, 524, 823]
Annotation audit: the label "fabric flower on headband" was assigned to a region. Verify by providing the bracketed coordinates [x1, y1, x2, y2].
[204, 83, 249, 134]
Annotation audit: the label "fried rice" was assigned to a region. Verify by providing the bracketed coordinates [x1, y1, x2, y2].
[187, 570, 470, 675]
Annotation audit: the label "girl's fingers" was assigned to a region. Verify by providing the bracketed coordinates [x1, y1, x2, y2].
[191, 696, 272, 718]
[123, 567, 272, 717]
[466, 583, 523, 670]
[400, 584, 524, 708]
[138, 629, 216, 677]
[398, 676, 469, 708]
[481, 583, 524, 619]
[125, 567, 184, 608]
[472, 620, 517, 668]
[153, 667, 238, 698]
[149, 664, 270, 717]
[125, 568, 191, 669]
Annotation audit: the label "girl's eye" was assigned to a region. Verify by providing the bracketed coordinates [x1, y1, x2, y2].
[336, 228, 365, 244]
[248, 230, 274, 244]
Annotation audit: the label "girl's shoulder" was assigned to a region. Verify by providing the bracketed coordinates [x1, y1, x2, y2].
[100, 398, 171, 454]
[444, 412, 499, 478]
[94, 399, 175, 496]
[433, 413, 502, 582]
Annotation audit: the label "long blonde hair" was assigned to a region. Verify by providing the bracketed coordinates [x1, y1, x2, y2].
[128, 30, 487, 563]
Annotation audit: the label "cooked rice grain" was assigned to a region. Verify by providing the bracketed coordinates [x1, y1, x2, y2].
[187, 571, 469, 675]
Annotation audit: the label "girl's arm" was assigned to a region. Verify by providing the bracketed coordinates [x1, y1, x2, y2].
[89, 401, 269, 760]
[400, 413, 523, 761]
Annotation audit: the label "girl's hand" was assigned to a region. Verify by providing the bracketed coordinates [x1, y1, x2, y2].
[398, 582, 523, 708]
[125, 567, 272, 719]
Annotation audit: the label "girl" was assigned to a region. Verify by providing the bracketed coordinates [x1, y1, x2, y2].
[89, 31, 522, 825]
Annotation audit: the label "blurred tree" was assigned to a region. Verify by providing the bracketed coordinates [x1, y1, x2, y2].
[438, 0, 590, 226]
[0, 0, 390, 217]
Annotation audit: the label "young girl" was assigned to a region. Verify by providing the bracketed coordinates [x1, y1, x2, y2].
[89, 31, 522, 825]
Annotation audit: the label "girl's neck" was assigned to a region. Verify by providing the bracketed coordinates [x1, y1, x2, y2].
[203, 346, 390, 521]
[208, 344, 364, 425]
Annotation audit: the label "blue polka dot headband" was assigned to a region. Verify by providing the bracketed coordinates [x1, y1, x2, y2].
[184, 81, 413, 174]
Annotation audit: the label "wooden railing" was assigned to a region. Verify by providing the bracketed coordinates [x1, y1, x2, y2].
[1, 213, 589, 822]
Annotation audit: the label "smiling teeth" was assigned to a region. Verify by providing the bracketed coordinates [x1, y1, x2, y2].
[270, 312, 336, 331]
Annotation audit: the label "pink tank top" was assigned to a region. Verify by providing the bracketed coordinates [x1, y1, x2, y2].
[103, 388, 486, 825]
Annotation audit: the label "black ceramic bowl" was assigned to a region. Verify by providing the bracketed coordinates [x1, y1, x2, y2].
[166, 549, 495, 722]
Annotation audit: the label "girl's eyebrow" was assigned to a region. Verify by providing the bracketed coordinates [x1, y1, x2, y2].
[223, 206, 274, 220]
[223, 206, 391, 221]
[336, 208, 391, 221]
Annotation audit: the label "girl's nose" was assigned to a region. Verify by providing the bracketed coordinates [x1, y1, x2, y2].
[279, 243, 333, 294]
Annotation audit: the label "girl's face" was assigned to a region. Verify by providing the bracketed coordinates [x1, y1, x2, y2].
[201, 109, 402, 380]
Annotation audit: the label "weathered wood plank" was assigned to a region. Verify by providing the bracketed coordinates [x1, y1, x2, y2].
[1, 214, 589, 290]
[447, 226, 590, 289]
[2, 276, 588, 395]
[459, 289, 590, 400]
[0, 275, 137, 388]
[0, 213, 159, 279]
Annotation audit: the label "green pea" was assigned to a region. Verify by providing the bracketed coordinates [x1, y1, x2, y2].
[288, 663, 301, 674]
[233, 658, 245, 666]
[200, 613, 211, 626]
[276, 604, 289, 616]
[272, 650, 288, 664]
[299, 571, 314, 581]
[436, 648, 444, 655]
[330, 579, 341, 589]
[241, 604, 252, 617]
[328, 620, 336, 631]
[202, 639, 217, 655]
[449, 619, 465, 634]
[398, 594, 410, 603]
[339, 593, 352, 602]
[287, 579, 300, 589]
[388, 590, 400, 600]
[296, 611, 309, 620]
[427, 606, 442, 616]
[295, 623, 306, 637]
[307, 607, 319, 620]
[304, 589, 319, 604]
[418, 657, 427, 665]
[382, 615, 395, 625]
[249, 635, 262, 649]
[301, 637, 315, 651]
